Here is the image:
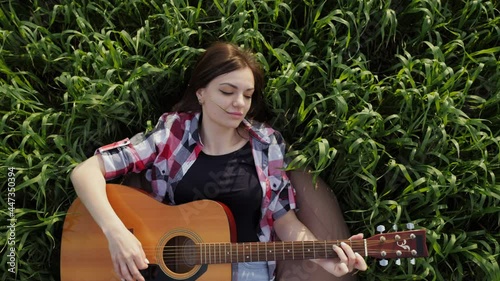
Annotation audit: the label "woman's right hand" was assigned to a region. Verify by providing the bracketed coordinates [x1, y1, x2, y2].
[105, 226, 149, 281]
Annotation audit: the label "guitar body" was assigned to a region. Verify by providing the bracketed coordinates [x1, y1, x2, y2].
[61, 184, 235, 281]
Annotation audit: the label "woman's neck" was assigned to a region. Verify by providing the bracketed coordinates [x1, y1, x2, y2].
[199, 122, 248, 155]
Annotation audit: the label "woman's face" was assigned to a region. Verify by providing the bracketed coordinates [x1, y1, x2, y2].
[196, 67, 254, 130]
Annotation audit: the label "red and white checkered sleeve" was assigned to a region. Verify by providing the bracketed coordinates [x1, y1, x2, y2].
[94, 116, 167, 180]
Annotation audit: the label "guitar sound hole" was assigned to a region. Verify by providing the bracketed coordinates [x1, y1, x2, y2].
[163, 235, 197, 274]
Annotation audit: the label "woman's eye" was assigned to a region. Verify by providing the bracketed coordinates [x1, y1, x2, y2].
[220, 90, 233, 95]
[244, 95, 252, 99]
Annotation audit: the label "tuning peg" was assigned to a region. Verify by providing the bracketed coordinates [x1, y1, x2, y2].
[410, 258, 416, 265]
[395, 259, 401, 266]
[406, 223, 415, 230]
[392, 224, 398, 231]
[379, 259, 388, 267]
[376, 225, 386, 233]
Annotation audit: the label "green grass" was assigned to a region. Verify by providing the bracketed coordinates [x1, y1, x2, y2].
[1, 0, 499, 280]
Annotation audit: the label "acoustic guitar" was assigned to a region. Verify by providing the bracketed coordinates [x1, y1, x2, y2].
[61, 184, 428, 280]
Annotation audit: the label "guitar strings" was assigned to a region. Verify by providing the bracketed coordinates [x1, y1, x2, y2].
[151, 249, 416, 264]
[153, 249, 413, 263]
[140, 240, 414, 253]
[139, 239, 414, 251]
[139, 239, 412, 249]
[138, 239, 417, 263]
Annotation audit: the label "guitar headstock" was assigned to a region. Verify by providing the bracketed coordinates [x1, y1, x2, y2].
[366, 228, 428, 263]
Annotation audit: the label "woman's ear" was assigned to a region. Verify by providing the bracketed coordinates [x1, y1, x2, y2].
[196, 88, 205, 105]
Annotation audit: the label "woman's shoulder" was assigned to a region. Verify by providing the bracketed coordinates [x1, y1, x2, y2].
[155, 111, 200, 129]
[148, 112, 201, 138]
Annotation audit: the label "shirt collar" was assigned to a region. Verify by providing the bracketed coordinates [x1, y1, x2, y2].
[188, 112, 274, 146]
[188, 112, 202, 147]
[242, 118, 274, 145]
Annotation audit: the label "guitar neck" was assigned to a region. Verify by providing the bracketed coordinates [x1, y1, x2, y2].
[194, 240, 360, 264]
[191, 228, 428, 264]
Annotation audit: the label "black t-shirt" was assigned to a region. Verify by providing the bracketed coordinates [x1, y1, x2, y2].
[174, 142, 262, 242]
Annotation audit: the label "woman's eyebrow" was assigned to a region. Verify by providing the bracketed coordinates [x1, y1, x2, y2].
[219, 82, 254, 91]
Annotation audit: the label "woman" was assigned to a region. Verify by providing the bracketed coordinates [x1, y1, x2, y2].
[70, 42, 367, 281]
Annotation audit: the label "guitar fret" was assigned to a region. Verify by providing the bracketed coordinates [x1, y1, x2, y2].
[282, 242, 285, 261]
[257, 241, 260, 261]
[364, 239, 368, 257]
[273, 242, 276, 261]
[285, 242, 291, 260]
[213, 243, 216, 264]
[249, 243, 252, 262]
[306, 241, 316, 259]
[265, 242, 268, 260]
[244, 243, 250, 261]
[324, 241, 327, 259]
[302, 241, 305, 259]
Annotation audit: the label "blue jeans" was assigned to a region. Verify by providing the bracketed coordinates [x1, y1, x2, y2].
[232, 261, 269, 281]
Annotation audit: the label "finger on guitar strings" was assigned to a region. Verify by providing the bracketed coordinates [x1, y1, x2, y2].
[332, 244, 350, 275]
[340, 241, 357, 272]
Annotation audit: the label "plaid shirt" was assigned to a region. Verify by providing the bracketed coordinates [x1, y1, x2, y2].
[95, 112, 296, 279]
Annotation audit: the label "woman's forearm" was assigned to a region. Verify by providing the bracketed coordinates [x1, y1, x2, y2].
[273, 209, 318, 241]
[70, 155, 127, 237]
[274, 210, 367, 276]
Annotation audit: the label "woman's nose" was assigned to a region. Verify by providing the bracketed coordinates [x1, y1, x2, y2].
[232, 93, 245, 107]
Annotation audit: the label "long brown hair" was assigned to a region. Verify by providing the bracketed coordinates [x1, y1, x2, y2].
[172, 42, 269, 121]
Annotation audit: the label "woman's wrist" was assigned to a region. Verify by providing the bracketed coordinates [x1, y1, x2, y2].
[102, 220, 128, 239]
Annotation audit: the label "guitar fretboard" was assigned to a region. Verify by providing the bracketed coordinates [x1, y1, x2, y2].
[192, 240, 366, 264]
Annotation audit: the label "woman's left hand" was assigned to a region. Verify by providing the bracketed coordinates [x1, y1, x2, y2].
[274, 211, 368, 276]
[313, 233, 368, 276]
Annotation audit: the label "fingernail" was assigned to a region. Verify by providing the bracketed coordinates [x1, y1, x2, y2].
[340, 242, 347, 246]
[145, 258, 150, 264]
